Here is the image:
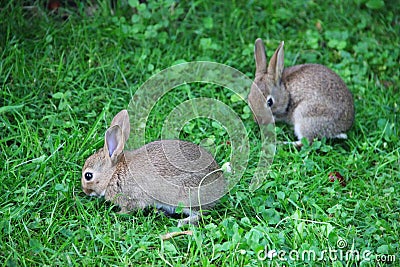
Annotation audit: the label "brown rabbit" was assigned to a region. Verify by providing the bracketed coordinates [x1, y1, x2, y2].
[248, 39, 354, 146]
[81, 110, 226, 226]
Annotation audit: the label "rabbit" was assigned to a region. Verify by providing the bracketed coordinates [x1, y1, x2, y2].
[248, 38, 355, 146]
[81, 110, 226, 226]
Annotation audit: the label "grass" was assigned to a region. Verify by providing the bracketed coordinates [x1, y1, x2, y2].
[1, 0, 399, 266]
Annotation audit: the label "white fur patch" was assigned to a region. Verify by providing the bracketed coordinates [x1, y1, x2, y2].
[90, 190, 106, 197]
[293, 123, 303, 140]
[335, 133, 348, 139]
[222, 162, 232, 173]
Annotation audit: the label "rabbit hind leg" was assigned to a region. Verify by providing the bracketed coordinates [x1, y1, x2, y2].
[177, 209, 200, 227]
[294, 116, 343, 144]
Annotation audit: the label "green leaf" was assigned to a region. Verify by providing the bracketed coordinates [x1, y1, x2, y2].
[175, 203, 183, 214]
[201, 137, 216, 147]
[376, 244, 389, 254]
[366, 0, 384, 9]
[58, 100, 67, 110]
[32, 155, 46, 164]
[327, 204, 342, 214]
[296, 221, 305, 236]
[275, 8, 294, 20]
[230, 93, 243, 103]
[45, 34, 53, 43]
[199, 38, 212, 50]
[211, 121, 223, 130]
[276, 191, 285, 200]
[128, 0, 139, 8]
[261, 208, 281, 224]
[320, 223, 335, 236]
[131, 14, 140, 23]
[325, 30, 349, 50]
[382, 187, 394, 194]
[377, 118, 387, 129]
[52, 92, 64, 99]
[29, 239, 44, 253]
[331, 261, 344, 267]
[203, 17, 213, 29]
[0, 104, 24, 114]
[162, 241, 178, 254]
[55, 184, 68, 192]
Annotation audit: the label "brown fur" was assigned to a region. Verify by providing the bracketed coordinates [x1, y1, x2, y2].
[249, 39, 355, 144]
[81, 110, 225, 225]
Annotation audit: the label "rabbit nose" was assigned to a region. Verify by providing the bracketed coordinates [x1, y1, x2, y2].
[82, 187, 93, 196]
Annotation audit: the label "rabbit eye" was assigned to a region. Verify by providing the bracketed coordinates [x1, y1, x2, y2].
[267, 97, 274, 107]
[85, 172, 93, 181]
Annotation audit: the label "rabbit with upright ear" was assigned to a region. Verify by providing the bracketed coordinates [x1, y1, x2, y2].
[248, 38, 354, 146]
[81, 110, 226, 226]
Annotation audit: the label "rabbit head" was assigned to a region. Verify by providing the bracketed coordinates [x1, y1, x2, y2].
[81, 110, 130, 197]
[249, 38, 289, 124]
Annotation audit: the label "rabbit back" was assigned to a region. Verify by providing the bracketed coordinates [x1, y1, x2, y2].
[282, 64, 354, 140]
[107, 140, 225, 212]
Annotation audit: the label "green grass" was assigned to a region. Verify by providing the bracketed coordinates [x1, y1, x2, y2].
[1, 0, 399, 266]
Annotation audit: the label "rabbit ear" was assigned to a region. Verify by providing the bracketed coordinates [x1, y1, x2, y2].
[268, 41, 285, 84]
[110, 109, 130, 144]
[254, 38, 267, 75]
[104, 125, 124, 164]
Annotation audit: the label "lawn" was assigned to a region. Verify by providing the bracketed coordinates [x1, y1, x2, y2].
[1, 0, 399, 266]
